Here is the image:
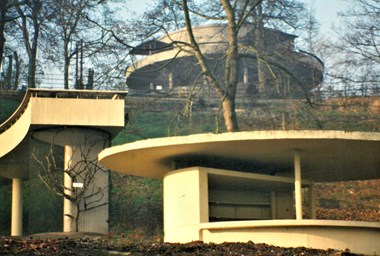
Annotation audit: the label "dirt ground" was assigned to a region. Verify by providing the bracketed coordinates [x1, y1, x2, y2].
[0, 236, 359, 256]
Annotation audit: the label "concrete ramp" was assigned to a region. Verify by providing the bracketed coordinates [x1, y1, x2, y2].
[0, 90, 32, 159]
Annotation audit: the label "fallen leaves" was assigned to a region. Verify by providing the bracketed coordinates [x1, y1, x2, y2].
[0, 237, 359, 256]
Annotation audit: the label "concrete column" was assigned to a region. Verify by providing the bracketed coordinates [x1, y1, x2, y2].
[11, 178, 23, 236]
[163, 167, 208, 242]
[294, 151, 303, 220]
[76, 141, 109, 233]
[270, 191, 276, 219]
[243, 67, 248, 85]
[168, 72, 173, 90]
[309, 182, 317, 219]
[63, 145, 76, 232]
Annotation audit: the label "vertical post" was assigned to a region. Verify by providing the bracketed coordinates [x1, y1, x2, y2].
[11, 178, 23, 236]
[168, 72, 173, 90]
[294, 151, 303, 220]
[270, 191, 276, 219]
[79, 40, 84, 89]
[309, 182, 317, 219]
[63, 145, 75, 232]
[243, 67, 248, 86]
[75, 42, 79, 89]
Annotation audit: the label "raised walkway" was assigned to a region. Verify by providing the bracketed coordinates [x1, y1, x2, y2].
[0, 88, 127, 236]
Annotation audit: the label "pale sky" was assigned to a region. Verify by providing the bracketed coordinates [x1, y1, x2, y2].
[127, 0, 352, 33]
[304, 0, 351, 33]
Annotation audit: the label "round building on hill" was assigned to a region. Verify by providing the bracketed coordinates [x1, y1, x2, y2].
[126, 24, 324, 98]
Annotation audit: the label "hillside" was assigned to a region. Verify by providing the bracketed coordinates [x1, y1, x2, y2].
[0, 92, 379, 238]
[109, 95, 380, 238]
[0, 91, 24, 123]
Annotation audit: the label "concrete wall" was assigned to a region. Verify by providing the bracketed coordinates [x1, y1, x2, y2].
[200, 220, 380, 255]
[163, 168, 208, 242]
[73, 142, 109, 234]
[163, 166, 298, 242]
[30, 98, 124, 127]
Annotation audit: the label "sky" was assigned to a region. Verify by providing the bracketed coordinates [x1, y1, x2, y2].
[303, 0, 351, 33]
[127, 0, 352, 33]
[41, 0, 352, 88]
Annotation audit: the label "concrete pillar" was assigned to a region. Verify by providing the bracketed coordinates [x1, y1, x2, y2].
[11, 178, 23, 236]
[270, 191, 276, 219]
[168, 72, 173, 90]
[309, 182, 317, 219]
[244, 67, 248, 85]
[76, 141, 109, 233]
[32, 128, 109, 234]
[63, 145, 76, 232]
[294, 151, 303, 220]
[163, 167, 208, 242]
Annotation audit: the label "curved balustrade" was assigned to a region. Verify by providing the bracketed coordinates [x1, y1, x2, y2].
[0, 90, 32, 134]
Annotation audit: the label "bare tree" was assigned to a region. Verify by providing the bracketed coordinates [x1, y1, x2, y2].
[0, 0, 26, 78]
[31, 139, 108, 232]
[14, 0, 54, 88]
[0, 0, 12, 70]
[45, 0, 107, 89]
[133, 0, 315, 132]
[327, 0, 379, 96]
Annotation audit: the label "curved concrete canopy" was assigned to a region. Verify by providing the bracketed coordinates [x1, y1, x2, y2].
[99, 130, 380, 181]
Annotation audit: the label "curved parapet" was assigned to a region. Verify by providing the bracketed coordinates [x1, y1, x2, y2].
[0, 90, 32, 158]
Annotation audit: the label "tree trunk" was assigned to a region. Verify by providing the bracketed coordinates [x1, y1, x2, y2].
[220, 0, 240, 132]
[0, 0, 7, 71]
[222, 95, 239, 132]
[64, 58, 70, 89]
[5, 55, 12, 89]
[13, 51, 20, 90]
[253, 4, 267, 95]
[181, 0, 240, 132]
[28, 53, 37, 88]
[86, 68, 94, 89]
[64, 41, 70, 89]
[29, 15, 40, 88]
[16, 1, 40, 88]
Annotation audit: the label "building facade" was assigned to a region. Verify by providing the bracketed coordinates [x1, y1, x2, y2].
[126, 24, 324, 99]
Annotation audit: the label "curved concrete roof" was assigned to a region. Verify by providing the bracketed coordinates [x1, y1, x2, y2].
[99, 130, 380, 181]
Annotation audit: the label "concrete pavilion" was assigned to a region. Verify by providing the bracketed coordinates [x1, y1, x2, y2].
[99, 130, 380, 255]
[0, 88, 127, 236]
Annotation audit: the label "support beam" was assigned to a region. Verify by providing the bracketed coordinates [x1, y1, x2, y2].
[294, 151, 303, 220]
[309, 182, 317, 219]
[63, 145, 76, 232]
[11, 178, 23, 236]
[243, 67, 248, 85]
[270, 191, 276, 219]
[168, 72, 173, 90]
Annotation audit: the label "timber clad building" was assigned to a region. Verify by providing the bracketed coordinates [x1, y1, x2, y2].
[126, 24, 324, 98]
